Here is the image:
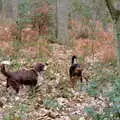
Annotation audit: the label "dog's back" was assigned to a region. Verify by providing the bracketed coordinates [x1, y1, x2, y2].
[69, 63, 82, 77]
[8, 69, 38, 85]
[1, 64, 37, 80]
[69, 55, 83, 88]
[0, 64, 38, 93]
[0, 63, 46, 93]
[69, 55, 82, 75]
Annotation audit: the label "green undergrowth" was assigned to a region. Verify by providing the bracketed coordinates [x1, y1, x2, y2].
[3, 103, 28, 120]
[85, 62, 120, 120]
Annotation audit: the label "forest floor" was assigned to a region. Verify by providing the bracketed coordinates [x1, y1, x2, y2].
[0, 24, 117, 120]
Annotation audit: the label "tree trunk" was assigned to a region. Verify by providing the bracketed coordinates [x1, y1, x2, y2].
[113, 18, 120, 67]
[56, 0, 69, 46]
[105, 0, 120, 69]
[11, 0, 19, 20]
[2, 0, 13, 19]
[1, 0, 19, 21]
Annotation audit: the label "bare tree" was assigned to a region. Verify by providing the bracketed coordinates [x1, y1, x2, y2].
[1, 0, 19, 20]
[11, 0, 19, 19]
[56, 0, 69, 45]
[2, 0, 12, 19]
[105, 0, 120, 69]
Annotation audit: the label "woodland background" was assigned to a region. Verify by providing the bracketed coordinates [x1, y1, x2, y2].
[0, 0, 120, 120]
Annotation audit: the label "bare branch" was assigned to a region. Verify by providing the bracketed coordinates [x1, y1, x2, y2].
[105, 0, 120, 22]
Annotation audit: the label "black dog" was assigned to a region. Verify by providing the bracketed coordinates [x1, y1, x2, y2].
[0, 63, 46, 93]
[69, 55, 83, 88]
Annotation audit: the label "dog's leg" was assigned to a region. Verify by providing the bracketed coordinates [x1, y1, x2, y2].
[10, 80, 20, 94]
[28, 85, 36, 97]
[6, 83, 9, 88]
[84, 76, 88, 85]
[14, 84, 20, 94]
[70, 77, 73, 88]
[70, 77, 76, 88]
[80, 75, 83, 83]
[6, 79, 10, 91]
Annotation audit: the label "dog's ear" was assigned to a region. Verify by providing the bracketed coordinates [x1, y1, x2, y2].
[33, 63, 45, 72]
[45, 62, 49, 66]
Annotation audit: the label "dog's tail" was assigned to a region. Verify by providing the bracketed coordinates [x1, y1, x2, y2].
[0, 64, 11, 77]
[71, 55, 77, 65]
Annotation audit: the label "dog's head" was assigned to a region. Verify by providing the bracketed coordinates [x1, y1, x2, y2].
[33, 62, 47, 73]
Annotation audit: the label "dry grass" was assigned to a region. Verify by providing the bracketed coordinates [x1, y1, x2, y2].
[70, 20, 116, 64]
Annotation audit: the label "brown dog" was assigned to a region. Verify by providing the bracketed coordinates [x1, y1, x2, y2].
[69, 55, 83, 88]
[0, 63, 46, 93]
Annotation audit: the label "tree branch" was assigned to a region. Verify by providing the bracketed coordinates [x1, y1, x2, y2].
[105, 0, 120, 22]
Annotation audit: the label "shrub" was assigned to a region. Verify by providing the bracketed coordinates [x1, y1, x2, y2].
[3, 104, 28, 120]
[85, 76, 120, 120]
[43, 98, 62, 110]
[15, 0, 54, 41]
